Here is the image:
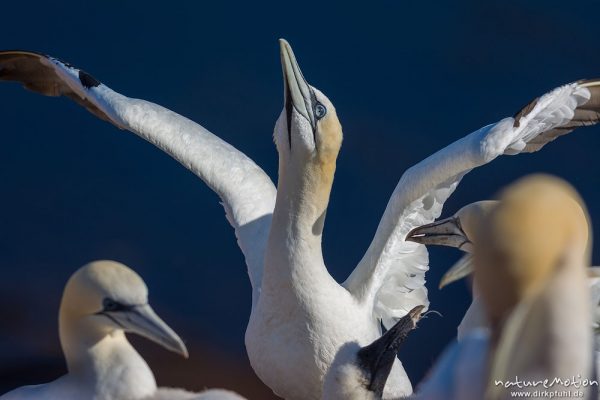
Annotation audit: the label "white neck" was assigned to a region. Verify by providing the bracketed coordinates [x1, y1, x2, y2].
[263, 154, 337, 292]
[59, 315, 157, 399]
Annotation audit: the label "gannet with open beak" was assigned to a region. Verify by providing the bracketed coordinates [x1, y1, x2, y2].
[3, 42, 600, 398]
[416, 174, 594, 399]
[321, 306, 424, 400]
[0, 260, 188, 400]
[407, 200, 600, 342]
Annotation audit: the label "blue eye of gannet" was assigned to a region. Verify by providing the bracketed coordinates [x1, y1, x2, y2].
[315, 103, 327, 119]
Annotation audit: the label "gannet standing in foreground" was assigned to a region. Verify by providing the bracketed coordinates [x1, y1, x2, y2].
[2, 43, 600, 398]
[145, 307, 424, 400]
[415, 175, 594, 399]
[406, 201, 600, 341]
[0, 260, 188, 400]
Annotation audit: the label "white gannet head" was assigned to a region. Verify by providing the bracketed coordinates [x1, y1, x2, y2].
[274, 40, 343, 203]
[406, 201, 497, 289]
[406, 200, 498, 253]
[408, 197, 597, 291]
[322, 306, 424, 400]
[473, 175, 593, 398]
[59, 260, 188, 368]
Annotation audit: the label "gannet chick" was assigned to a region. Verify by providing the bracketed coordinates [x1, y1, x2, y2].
[407, 200, 600, 340]
[0, 260, 188, 400]
[322, 306, 424, 400]
[415, 175, 594, 399]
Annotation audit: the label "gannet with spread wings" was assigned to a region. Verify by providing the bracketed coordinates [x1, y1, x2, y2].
[2, 41, 600, 398]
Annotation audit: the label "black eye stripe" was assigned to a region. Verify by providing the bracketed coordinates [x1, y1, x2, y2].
[286, 86, 326, 151]
[285, 82, 294, 150]
[94, 297, 149, 329]
[309, 88, 318, 128]
[102, 298, 128, 312]
[454, 217, 470, 242]
[100, 297, 146, 313]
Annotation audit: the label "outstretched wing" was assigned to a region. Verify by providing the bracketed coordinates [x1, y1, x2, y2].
[0, 51, 276, 305]
[343, 79, 600, 328]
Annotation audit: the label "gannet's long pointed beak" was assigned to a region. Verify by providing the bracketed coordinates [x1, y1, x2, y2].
[439, 254, 475, 289]
[407, 218, 475, 289]
[108, 304, 189, 358]
[357, 305, 425, 397]
[406, 216, 473, 252]
[279, 39, 315, 129]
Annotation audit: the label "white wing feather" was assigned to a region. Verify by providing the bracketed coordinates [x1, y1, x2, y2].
[344, 80, 600, 328]
[0, 51, 276, 305]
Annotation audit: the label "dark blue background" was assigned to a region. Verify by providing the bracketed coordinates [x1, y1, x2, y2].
[2, 1, 600, 397]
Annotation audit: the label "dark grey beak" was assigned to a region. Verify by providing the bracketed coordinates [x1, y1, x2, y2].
[357, 305, 425, 397]
[406, 216, 473, 252]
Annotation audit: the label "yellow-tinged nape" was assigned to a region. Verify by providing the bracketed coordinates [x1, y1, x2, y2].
[314, 93, 343, 166]
[302, 106, 342, 237]
[311, 92, 343, 219]
[274, 39, 344, 237]
[473, 174, 593, 399]
[474, 175, 590, 334]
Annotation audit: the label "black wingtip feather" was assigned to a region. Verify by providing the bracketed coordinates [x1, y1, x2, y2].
[79, 70, 100, 89]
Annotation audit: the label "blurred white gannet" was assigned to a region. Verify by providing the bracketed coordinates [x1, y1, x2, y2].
[407, 201, 600, 341]
[415, 175, 594, 400]
[0, 260, 188, 400]
[2, 43, 600, 399]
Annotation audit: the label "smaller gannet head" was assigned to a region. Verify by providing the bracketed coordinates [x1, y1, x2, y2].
[274, 39, 343, 178]
[406, 201, 497, 288]
[59, 260, 188, 359]
[474, 175, 590, 335]
[406, 200, 498, 253]
[322, 306, 424, 400]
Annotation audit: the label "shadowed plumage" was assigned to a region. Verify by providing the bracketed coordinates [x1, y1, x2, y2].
[415, 175, 594, 399]
[0, 261, 188, 400]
